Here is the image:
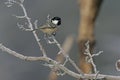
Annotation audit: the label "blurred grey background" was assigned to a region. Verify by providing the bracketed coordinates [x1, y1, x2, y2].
[0, 0, 120, 80]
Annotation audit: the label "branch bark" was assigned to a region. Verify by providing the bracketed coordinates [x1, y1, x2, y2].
[78, 0, 103, 73]
[1, 43, 120, 80]
[48, 36, 74, 80]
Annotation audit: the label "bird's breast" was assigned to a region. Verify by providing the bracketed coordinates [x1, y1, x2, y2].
[40, 27, 57, 35]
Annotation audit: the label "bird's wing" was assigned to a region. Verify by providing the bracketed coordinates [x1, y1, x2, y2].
[39, 25, 51, 29]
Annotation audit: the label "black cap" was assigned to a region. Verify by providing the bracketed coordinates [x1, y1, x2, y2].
[51, 17, 61, 26]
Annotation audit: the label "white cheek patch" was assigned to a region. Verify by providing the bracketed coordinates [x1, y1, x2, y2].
[52, 20, 58, 25]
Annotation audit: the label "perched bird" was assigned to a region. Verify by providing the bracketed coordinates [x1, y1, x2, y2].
[38, 16, 61, 36]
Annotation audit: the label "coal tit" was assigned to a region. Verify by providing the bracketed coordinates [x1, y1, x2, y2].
[38, 16, 61, 36]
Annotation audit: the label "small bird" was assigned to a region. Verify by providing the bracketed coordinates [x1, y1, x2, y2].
[38, 16, 61, 36]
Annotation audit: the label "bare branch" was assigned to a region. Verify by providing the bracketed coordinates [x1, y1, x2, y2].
[92, 51, 103, 57]
[13, 15, 25, 18]
[1, 43, 120, 80]
[0, 43, 45, 61]
[94, 71, 99, 80]
[49, 35, 74, 80]
[50, 36, 84, 76]
[18, 1, 47, 57]
[0, 43, 84, 79]
[7, 0, 47, 57]
[34, 20, 38, 29]
[4, 0, 15, 7]
[17, 23, 33, 31]
[84, 41, 98, 73]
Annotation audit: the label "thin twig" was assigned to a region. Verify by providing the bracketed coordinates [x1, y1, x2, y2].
[51, 36, 84, 76]
[17, 23, 32, 31]
[11, 0, 47, 57]
[85, 41, 98, 73]
[49, 35, 74, 80]
[94, 71, 99, 80]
